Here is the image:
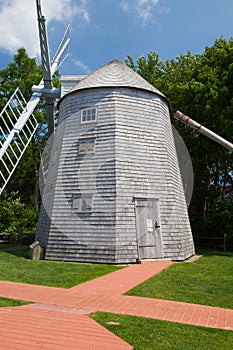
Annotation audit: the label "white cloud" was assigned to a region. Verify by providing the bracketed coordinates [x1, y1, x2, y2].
[136, 0, 159, 23]
[120, 1, 129, 13]
[158, 6, 170, 15]
[72, 58, 91, 74]
[120, 0, 168, 24]
[137, 0, 159, 6]
[0, 0, 90, 57]
[43, 0, 90, 23]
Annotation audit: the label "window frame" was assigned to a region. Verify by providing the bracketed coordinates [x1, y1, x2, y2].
[72, 194, 93, 214]
[78, 137, 96, 155]
[81, 107, 98, 124]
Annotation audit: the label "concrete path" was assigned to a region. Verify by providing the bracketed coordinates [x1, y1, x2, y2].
[0, 261, 233, 349]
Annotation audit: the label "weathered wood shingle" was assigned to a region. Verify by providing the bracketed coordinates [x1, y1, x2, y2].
[36, 60, 195, 263]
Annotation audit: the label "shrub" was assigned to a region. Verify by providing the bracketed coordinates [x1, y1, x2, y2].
[0, 191, 38, 241]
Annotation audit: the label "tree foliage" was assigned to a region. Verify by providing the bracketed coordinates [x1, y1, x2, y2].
[0, 48, 60, 210]
[0, 48, 42, 103]
[126, 38, 233, 246]
[0, 191, 38, 239]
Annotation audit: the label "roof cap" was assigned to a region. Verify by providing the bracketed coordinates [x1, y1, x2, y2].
[69, 59, 165, 98]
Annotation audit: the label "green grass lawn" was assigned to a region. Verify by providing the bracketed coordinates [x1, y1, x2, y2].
[93, 312, 233, 350]
[1, 246, 233, 348]
[126, 249, 233, 309]
[0, 297, 29, 307]
[0, 244, 123, 289]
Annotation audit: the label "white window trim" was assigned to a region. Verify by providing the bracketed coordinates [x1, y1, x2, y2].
[78, 137, 96, 155]
[72, 195, 93, 213]
[81, 107, 98, 124]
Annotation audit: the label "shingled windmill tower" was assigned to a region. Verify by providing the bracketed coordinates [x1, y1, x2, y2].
[36, 59, 195, 263]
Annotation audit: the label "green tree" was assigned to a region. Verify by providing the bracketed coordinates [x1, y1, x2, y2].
[125, 51, 165, 88]
[0, 48, 60, 208]
[0, 191, 38, 239]
[0, 48, 41, 102]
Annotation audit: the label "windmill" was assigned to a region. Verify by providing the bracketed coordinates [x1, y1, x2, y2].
[0, 0, 70, 195]
[36, 59, 233, 264]
[36, 60, 196, 263]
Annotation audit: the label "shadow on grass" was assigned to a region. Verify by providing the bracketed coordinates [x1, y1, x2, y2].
[196, 247, 233, 258]
[0, 244, 30, 259]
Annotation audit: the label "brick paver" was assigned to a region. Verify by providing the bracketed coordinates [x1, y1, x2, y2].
[0, 304, 132, 350]
[71, 262, 173, 295]
[0, 260, 233, 349]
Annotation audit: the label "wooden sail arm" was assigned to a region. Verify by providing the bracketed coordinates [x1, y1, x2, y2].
[173, 110, 233, 152]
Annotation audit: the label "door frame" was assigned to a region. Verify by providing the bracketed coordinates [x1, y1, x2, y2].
[134, 197, 164, 260]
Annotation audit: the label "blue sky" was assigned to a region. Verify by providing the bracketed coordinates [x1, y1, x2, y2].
[0, 0, 233, 76]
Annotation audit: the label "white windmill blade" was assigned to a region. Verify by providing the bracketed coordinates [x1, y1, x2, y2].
[45, 26, 70, 135]
[45, 25, 70, 136]
[51, 25, 70, 76]
[31, 25, 70, 104]
[35, 1, 70, 137]
[0, 1, 70, 195]
[36, 0, 54, 137]
[36, 0, 52, 89]
[0, 88, 39, 194]
[0, 90, 41, 161]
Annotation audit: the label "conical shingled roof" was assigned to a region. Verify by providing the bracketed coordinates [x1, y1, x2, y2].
[69, 59, 165, 98]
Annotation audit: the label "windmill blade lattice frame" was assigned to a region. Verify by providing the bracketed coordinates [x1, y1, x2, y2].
[0, 88, 38, 194]
[0, 0, 70, 196]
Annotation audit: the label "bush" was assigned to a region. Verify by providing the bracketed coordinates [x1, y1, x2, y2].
[200, 200, 233, 250]
[0, 191, 38, 241]
[213, 200, 233, 249]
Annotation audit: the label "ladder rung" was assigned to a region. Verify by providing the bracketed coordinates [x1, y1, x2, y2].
[0, 170, 6, 181]
[9, 144, 19, 161]
[1, 158, 11, 174]
[5, 151, 15, 168]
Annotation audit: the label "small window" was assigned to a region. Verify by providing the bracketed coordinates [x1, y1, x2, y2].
[78, 138, 95, 155]
[72, 196, 83, 211]
[72, 195, 92, 213]
[81, 107, 97, 124]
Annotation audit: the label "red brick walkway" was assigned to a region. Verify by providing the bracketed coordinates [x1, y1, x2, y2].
[0, 305, 131, 350]
[0, 261, 233, 349]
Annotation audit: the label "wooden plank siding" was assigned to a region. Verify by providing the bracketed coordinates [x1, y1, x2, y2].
[113, 89, 194, 262]
[36, 60, 195, 263]
[37, 89, 118, 263]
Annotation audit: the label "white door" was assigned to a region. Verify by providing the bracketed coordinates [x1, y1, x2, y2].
[135, 199, 163, 259]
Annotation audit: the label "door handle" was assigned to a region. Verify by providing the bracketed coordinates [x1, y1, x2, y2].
[155, 221, 160, 229]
